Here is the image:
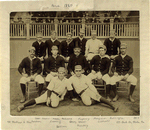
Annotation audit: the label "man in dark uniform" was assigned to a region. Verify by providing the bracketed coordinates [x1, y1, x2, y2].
[59, 32, 75, 62]
[32, 32, 46, 62]
[67, 44, 89, 76]
[87, 45, 112, 101]
[45, 30, 61, 57]
[45, 45, 65, 87]
[110, 43, 137, 102]
[104, 29, 121, 59]
[18, 47, 44, 103]
[73, 28, 87, 55]
[32, 32, 46, 75]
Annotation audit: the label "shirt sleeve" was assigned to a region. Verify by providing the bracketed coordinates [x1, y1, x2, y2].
[111, 57, 117, 73]
[36, 59, 42, 74]
[90, 56, 95, 70]
[66, 79, 73, 91]
[44, 58, 51, 73]
[128, 57, 133, 75]
[18, 59, 25, 75]
[47, 79, 55, 90]
[85, 40, 89, 55]
[101, 58, 111, 75]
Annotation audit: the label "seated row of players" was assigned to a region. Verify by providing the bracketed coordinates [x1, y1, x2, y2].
[18, 41, 137, 108]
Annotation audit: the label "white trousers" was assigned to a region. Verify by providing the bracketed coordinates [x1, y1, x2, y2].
[45, 73, 57, 82]
[20, 75, 44, 84]
[87, 73, 111, 85]
[110, 74, 137, 86]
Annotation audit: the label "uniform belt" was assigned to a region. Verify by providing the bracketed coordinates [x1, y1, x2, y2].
[89, 52, 94, 54]
[52, 90, 61, 97]
[78, 87, 88, 96]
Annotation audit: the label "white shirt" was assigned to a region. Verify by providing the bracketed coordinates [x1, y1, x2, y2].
[69, 74, 93, 94]
[47, 77, 73, 95]
[85, 39, 103, 54]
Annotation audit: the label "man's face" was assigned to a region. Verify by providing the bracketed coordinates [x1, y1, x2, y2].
[79, 32, 84, 38]
[99, 48, 106, 56]
[110, 31, 115, 38]
[58, 71, 65, 80]
[91, 33, 97, 40]
[29, 49, 35, 58]
[51, 32, 56, 40]
[66, 34, 72, 41]
[120, 47, 127, 55]
[36, 36, 42, 42]
[75, 69, 82, 77]
[51, 49, 58, 56]
[74, 48, 81, 56]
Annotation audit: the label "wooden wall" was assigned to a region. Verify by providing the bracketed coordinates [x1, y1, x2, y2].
[10, 38, 139, 68]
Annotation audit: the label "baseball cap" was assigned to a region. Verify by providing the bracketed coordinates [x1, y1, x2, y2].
[74, 65, 82, 70]
[79, 28, 85, 34]
[74, 41, 81, 49]
[91, 30, 97, 34]
[58, 67, 66, 73]
[51, 45, 58, 50]
[120, 43, 127, 48]
[99, 45, 107, 50]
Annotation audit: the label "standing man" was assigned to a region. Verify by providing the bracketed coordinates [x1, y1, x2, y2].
[85, 30, 103, 61]
[17, 67, 74, 112]
[104, 29, 121, 59]
[73, 28, 87, 55]
[32, 32, 46, 62]
[18, 47, 44, 103]
[87, 45, 112, 101]
[68, 65, 118, 112]
[67, 44, 89, 76]
[110, 43, 137, 102]
[59, 32, 75, 62]
[45, 45, 65, 87]
[45, 30, 61, 57]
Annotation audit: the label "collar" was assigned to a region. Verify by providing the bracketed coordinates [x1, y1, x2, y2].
[109, 37, 115, 42]
[28, 56, 36, 61]
[52, 55, 58, 59]
[79, 37, 83, 41]
[37, 41, 42, 45]
[56, 76, 66, 81]
[66, 39, 73, 44]
[99, 54, 109, 59]
[51, 38, 56, 43]
[121, 54, 126, 59]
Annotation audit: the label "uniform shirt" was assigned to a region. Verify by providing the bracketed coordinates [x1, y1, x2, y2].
[59, 40, 75, 57]
[18, 57, 42, 76]
[73, 37, 87, 55]
[104, 38, 121, 56]
[32, 41, 46, 57]
[67, 53, 89, 73]
[47, 77, 73, 95]
[69, 74, 92, 94]
[90, 55, 111, 75]
[45, 39, 61, 56]
[85, 39, 103, 54]
[44, 55, 65, 73]
[111, 55, 133, 75]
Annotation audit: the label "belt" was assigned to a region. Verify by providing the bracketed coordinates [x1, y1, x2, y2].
[78, 87, 88, 96]
[89, 52, 94, 54]
[52, 90, 61, 97]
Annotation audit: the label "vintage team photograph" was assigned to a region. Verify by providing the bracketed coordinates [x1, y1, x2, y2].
[10, 11, 140, 116]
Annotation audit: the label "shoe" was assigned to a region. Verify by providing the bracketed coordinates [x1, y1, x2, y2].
[129, 95, 135, 103]
[20, 97, 26, 103]
[106, 96, 111, 102]
[113, 95, 119, 102]
[17, 104, 24, 112]
[113, 106, 119, 112]
[72, 98, 79, 102]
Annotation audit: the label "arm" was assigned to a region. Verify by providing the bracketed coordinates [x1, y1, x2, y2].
[67, 56, 74, 75]
[85, 41, 89, 56]
[18, 59, 25, 75]
[117, 39, 121, 55]
[101, 59, 111, 75]
[61, 57, 65, 67]
[128, 57, 133, 75]
[36, 59, 42, 74]
[59, 42, 63, 55]
[44, 58, 51, 73]
[82, 56, 89, 72]
[43, 43, 46, 58]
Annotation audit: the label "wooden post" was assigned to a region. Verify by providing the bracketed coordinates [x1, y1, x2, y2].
[54, 17, 59, 34]
[26, 18, 30, 39]
[110, 18, 114, 32]
[82, 17, 85, 30]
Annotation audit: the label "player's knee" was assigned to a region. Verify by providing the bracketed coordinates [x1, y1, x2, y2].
[131, 77, 137, 85]
[82, 99, 92, 106]
[35, 75, 44, 84]
[20, 77, 26, 84]
[51, 102, 59, 108]
[45, 74, 53, 82]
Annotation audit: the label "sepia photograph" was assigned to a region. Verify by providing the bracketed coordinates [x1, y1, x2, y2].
[10, 11, 140, 116]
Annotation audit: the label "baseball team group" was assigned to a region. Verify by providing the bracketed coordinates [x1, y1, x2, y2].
[17, 28, 137, 113]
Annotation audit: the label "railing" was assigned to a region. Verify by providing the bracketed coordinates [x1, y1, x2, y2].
[10, 22, 139, 39]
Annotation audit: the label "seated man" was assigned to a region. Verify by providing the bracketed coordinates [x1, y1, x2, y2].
[110, 43, 137, 102]
[67, 44, 89, 76]
[45, 45, 65, 86]
[18, 47, 44, 103]
[85, 30, 103, 61]
[87, 45, 112, 101]
[17, 67, 74, 112]
[68, 65, 118, 112]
